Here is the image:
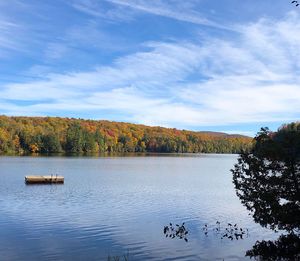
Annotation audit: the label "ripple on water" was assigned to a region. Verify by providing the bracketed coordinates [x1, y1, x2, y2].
[0, 155, 278, 260]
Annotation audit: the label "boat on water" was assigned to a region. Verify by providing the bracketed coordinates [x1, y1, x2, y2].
[25, 175, 64, 184]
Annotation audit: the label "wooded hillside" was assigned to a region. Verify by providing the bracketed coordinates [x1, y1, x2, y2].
[0, 116, 252, 154]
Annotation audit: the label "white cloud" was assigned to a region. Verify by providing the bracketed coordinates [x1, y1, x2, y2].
[105, 0, 237, 31]
[65, 22, 128, 51]
[0, 1, 35, 57]
[1, 12, 300, 130]
[219, 130, 256, 137]
[70, 0, 237, 31]
[179, 79, 300, 124]
[71, 0, 136, 22]
[0, 17, 21, 55]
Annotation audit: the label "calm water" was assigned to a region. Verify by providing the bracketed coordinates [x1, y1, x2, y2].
[0, 154, 276, 260]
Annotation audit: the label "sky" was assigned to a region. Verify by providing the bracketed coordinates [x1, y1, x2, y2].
[0, 0, 299, 136]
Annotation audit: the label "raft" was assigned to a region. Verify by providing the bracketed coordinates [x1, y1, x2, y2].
[25, 175, 64, 184]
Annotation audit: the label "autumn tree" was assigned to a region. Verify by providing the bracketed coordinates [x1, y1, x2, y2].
[0, 127, 10, 153]
[0, 115, 252, 154]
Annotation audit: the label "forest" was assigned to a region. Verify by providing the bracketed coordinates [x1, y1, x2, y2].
[0, 116, 252, 154]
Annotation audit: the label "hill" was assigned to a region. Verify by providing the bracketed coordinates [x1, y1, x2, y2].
[0, 115, 252, 154]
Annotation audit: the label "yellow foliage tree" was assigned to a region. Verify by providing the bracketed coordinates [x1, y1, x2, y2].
[29, 144, 39, 153]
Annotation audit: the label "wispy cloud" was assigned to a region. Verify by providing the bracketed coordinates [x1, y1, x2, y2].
[0, 17, 22, 55]
[71, 0, 136, 22]
[41, 20, 135, 63]
[71, 0, 237, 31]
[44, 42, 69, 59]
[0, 1, 37, 57]
[1, 12, 300, 131]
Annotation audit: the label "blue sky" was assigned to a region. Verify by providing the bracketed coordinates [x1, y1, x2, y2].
[0, 0, 299, 136]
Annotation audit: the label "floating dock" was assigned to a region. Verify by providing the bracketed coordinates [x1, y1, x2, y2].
[25, 175, 64, 184]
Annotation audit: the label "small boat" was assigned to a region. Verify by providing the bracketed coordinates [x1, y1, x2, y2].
[25, 175, 64, 184]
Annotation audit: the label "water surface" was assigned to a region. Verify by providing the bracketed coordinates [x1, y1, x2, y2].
[0, 155, 276, 260]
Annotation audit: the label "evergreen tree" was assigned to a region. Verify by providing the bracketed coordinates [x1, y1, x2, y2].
[232, 124, 300, 259]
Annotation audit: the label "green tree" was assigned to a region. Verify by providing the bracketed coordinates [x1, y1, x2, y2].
[95, 130, 106, 152]
[82, 130, 97, 152]
[41, 134, 62, 153]
[232, 124, 300, 259]
[232, 126, 300, 232]
[65, 123, 84, 152]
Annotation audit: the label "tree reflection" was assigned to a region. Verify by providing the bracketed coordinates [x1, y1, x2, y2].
[246, 234, 300, 260]
[232, 124, 300, 260]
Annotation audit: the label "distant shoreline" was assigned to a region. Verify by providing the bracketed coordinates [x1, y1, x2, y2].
[0, 151, 240, 157]
[0, 115, 252, 155]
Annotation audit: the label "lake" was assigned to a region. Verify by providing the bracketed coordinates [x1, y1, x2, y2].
[0, 154, 276, 260]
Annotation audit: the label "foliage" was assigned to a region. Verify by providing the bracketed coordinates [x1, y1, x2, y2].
[0, 115, 252, 154]
[232, 125, 300, 232]
[232, 123, 300, 260]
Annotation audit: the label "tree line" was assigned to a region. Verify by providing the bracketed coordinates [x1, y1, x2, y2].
[0, 116, 252, 154]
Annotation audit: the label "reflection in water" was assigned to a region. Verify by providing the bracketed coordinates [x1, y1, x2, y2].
[0, 155, 277, 260]
[163, 223, 189, 242]
[217, 223, 248, 241]
[246, 234, 300, 260]
[163, 220, 250, 245]
[107, 252, 129, 261]
[201, 221, 249, 240]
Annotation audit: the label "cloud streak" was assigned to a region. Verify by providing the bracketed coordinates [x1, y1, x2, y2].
[0, 18, 22, 54]
[71, 0, 136, 22]
[71, 0, 237, 31]
[1, 12, 300, 131]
